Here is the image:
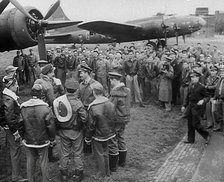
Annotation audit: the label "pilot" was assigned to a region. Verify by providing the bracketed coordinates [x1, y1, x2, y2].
[78, 64, 102, 153]
[54, 51, 67, 86]
[13, 50, 25, 84]
[124, 49, 145, 107]
[66, 50, 77, 81]
[182, 70, 211, 144]
[170, 51, 182, 106]
[208, 67, 224, 132]
[2, 76, 28, 182]
[20, 83, 56, 182]
[55, 79, 87, 182]
[136, 51, 147, 102]
[158, 56, 174, 112]
[47, 49, 54, 64]
[34, 64, 59, 163]
[108, 72, 131, 172]
[204, 66, 219, 130]
[85, 82, 115, 177]
[193, 42, 204, 61]
[27, 48, 39, 85]
[95, 52, 110, 93]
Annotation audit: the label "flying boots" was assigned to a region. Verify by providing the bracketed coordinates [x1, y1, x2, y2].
[48, 146, 59, 162]
[109, 154, 119, 172]
[118, 151, 127, 167]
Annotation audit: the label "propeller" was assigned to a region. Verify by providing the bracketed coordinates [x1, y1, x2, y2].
[9, 0, 82, 60]
[10, 0, 37, 22]
[0, 0, 10, 14]
[161, 22, 169, 46]
[173, 24, 180, 45]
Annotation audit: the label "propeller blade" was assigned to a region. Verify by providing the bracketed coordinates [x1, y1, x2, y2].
[37, 33, 47, 60]
[0, 0, 9, 14]
[44, 0, 60, 20]
[46, 20, 82, 30]
[9, 0, 37, 22]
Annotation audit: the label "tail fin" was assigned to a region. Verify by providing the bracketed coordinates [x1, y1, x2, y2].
[47, 6, 70, 21]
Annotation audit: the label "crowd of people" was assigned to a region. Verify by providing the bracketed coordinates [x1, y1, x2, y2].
[1, 41, 224, 181]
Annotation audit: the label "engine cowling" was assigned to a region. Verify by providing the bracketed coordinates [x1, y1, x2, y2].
[0, 6, 43, 52]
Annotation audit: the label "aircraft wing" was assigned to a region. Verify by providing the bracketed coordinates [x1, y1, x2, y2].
[0, 0, 9, 14]
[78, 21, 142, 40]
[45, 33, 72, 39]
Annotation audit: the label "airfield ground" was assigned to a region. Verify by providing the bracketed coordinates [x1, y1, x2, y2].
[0, 36, 224, 181]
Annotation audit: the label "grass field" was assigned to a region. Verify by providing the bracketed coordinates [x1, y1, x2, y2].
[0, 35, 224, 181]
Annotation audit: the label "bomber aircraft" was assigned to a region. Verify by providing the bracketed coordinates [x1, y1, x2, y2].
[45, 8, 206, 48]
[0, 0, 82, 59]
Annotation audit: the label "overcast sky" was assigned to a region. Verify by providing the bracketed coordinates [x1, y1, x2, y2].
[5, 0, 224, 22]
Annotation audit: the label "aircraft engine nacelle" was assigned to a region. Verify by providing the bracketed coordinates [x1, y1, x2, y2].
[0, 7, 43, 52]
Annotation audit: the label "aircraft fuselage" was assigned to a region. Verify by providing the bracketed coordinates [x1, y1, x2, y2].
[45, 15, 205, 44]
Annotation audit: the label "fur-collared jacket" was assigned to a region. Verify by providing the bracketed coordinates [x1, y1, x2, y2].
[86, 96, 115, 142]
[20, 98, 56, 148]
[56, 93, 87, 130]
[110, 83, 131, 125]
[2, 88, 21, 133]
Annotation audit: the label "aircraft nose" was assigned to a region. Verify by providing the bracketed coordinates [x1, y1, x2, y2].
[197, 17, 206, 26]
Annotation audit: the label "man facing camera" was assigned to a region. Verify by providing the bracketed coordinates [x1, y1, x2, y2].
[182, 70, 211, 144]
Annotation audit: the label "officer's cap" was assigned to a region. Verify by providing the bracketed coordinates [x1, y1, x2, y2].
[108, 72, 122, 80]
[41, 64, 55, 75]
[190, 70, 201, 77]
[64, 79, 79, 90]
[164, 56, 172, 61]
[193, 62, 202, 68]
[182, 49, 187, 54]
[80, 64, 92, 73]
[189, 54, 196, 58]
[210, 66, 218, 72]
